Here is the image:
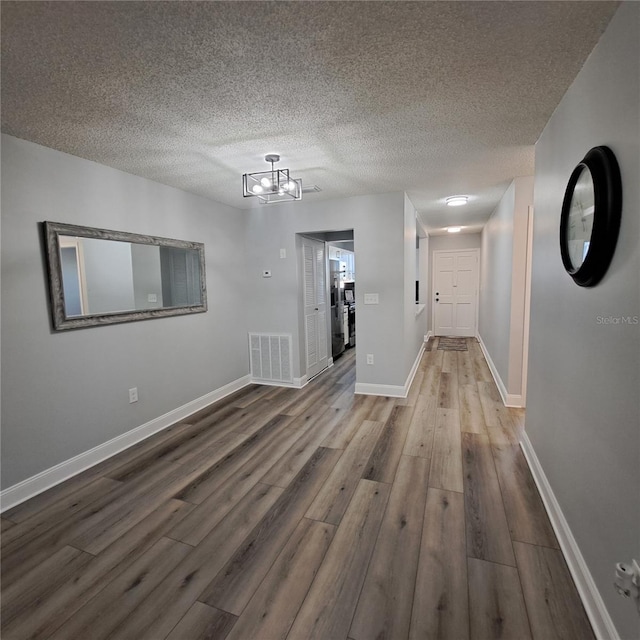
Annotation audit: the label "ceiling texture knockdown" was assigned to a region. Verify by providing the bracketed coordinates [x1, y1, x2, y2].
[1, 1, 617, 234]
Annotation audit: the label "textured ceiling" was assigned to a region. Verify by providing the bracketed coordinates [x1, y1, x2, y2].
[1, 1, 617, 234]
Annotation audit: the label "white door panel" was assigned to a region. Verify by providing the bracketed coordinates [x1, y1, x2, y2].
[302, 237, 329, 379]
[433, 249, 479, 337]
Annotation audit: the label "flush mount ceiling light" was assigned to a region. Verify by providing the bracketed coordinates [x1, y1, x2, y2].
[446, 195, 469, 207]
[447, 226, 462, 233]
[242, 154, 302, 204]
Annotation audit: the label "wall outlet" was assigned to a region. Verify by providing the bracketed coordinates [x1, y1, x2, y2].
[128, 387, 138, 403]
[366, 354, 374, 365]
[364, 293, 379, 305]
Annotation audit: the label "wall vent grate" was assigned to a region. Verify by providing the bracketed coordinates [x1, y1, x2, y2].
[249, 333, 293, 383]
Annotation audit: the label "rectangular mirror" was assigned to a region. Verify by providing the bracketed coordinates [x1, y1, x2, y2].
[44, 221, 207, 330]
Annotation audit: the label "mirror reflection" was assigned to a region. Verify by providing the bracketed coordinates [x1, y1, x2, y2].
[566, 166, 595, 270]
[44, 222, 207, 330]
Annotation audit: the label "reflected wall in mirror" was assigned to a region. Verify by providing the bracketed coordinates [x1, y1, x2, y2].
[44, 221, 207, 330]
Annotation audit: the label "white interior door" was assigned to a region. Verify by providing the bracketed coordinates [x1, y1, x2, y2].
[433, 249, 479, 337]
[302, 237, 329, 379]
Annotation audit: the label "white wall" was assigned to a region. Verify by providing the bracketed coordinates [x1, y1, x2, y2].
[427, 232, 482, 333]
[478, 177, 533, 403]
[527, 4, 639, 638]
[244, 192, 416, 389]
[1, 135, 250, 489]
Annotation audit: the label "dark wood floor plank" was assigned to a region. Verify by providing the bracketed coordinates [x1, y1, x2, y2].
[457, 349, 475, 386]
[0, 545, 93, 634]
[165, 602, 237, 640]
[463, 432, 516, 566]
[306, 419, 384, 525]
[492, 443, 559, 548]
[350, 455, 430, 640]
[469, 340, 493, 382]
[410, 488, 468, 640]
[1, 518, 16, 531]
[261, 407, 346, 488]
[477, 380, 502, 428]
[105, 405, 242, 483]
[514, 542, 594, 640]
[362, 405, 413, 483]
[287, 479, 391, 640]
[225, 518, 335, 640]
[48, 537, 192, 640]
[429, 408, 463, 492]
[1, 476, 122, 551]
[442, 350, 457, 374]
[103, 483, 283, 640]
[438, 370, 460, 410]
[169, 424, 304, 545]
[1, 499, 194, 640]
[172, 413, 294, 503]
[365, 395, 397, 423]
[403, 391, 436, 459]
[321, 393, 377, 449]
[199, 446, 342, 615]
[468, 557, 532, 640]
[459, 383, 487, 434]
[1, 475, 131, 586]
[70, 460, 200, 554]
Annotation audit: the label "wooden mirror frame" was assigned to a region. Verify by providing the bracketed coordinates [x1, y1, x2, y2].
[43, 221, 207, 331]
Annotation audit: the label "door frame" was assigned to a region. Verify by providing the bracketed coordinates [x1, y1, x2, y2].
[431, 248, 480, 337]
[299, 234, 331, 381]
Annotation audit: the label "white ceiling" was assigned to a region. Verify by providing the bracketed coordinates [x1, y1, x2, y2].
[1, 1, 617, 234]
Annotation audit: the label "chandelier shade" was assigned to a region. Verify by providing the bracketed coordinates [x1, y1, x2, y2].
[242, 154, 302, 204]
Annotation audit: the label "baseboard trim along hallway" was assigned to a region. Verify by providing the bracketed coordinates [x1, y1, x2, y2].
[520, 431, 619, 640]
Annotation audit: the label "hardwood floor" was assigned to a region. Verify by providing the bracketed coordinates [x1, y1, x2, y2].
[1, 340, 594, 640]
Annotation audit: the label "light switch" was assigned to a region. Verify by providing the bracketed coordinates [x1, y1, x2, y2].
[280, 249, 286, 259]
[364, 293, 379, 305]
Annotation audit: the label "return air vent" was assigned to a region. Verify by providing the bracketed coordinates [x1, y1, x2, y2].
[249, 333, 293, 383]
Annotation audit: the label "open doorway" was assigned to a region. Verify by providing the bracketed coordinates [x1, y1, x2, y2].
[298, 230, 355, 381]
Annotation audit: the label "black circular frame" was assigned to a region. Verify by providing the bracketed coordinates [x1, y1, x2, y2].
[560, 145, 622, 287]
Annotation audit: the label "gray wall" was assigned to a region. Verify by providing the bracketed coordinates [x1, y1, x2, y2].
[527, 4, 639, 637]
[479, 183, 515, 384]
[478, 176, 534, 400]
[1, 135, 249, 489]
[403, 194, 427, 376]
[427, 232, 482, 333]
[244, 192, 414, 388]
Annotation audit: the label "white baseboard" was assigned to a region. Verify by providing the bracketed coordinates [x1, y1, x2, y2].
[476, 334, 524, 408]
[506, 393, 524, 407]
[355, 342, 425, 399]
[520, 432, 619, 640]
[476, 334, 509, 406]
[0, 374, 252, 513]
[424, 331, 433, 343]
[251, 376, 307, 389]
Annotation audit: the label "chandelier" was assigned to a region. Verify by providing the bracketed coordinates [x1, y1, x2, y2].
[242, 154, 303, 204]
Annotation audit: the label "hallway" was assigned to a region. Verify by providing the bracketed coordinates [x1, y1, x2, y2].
[1, 339, 593, 639]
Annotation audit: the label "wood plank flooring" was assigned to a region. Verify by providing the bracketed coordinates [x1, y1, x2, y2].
[1, 340, 594, 640]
